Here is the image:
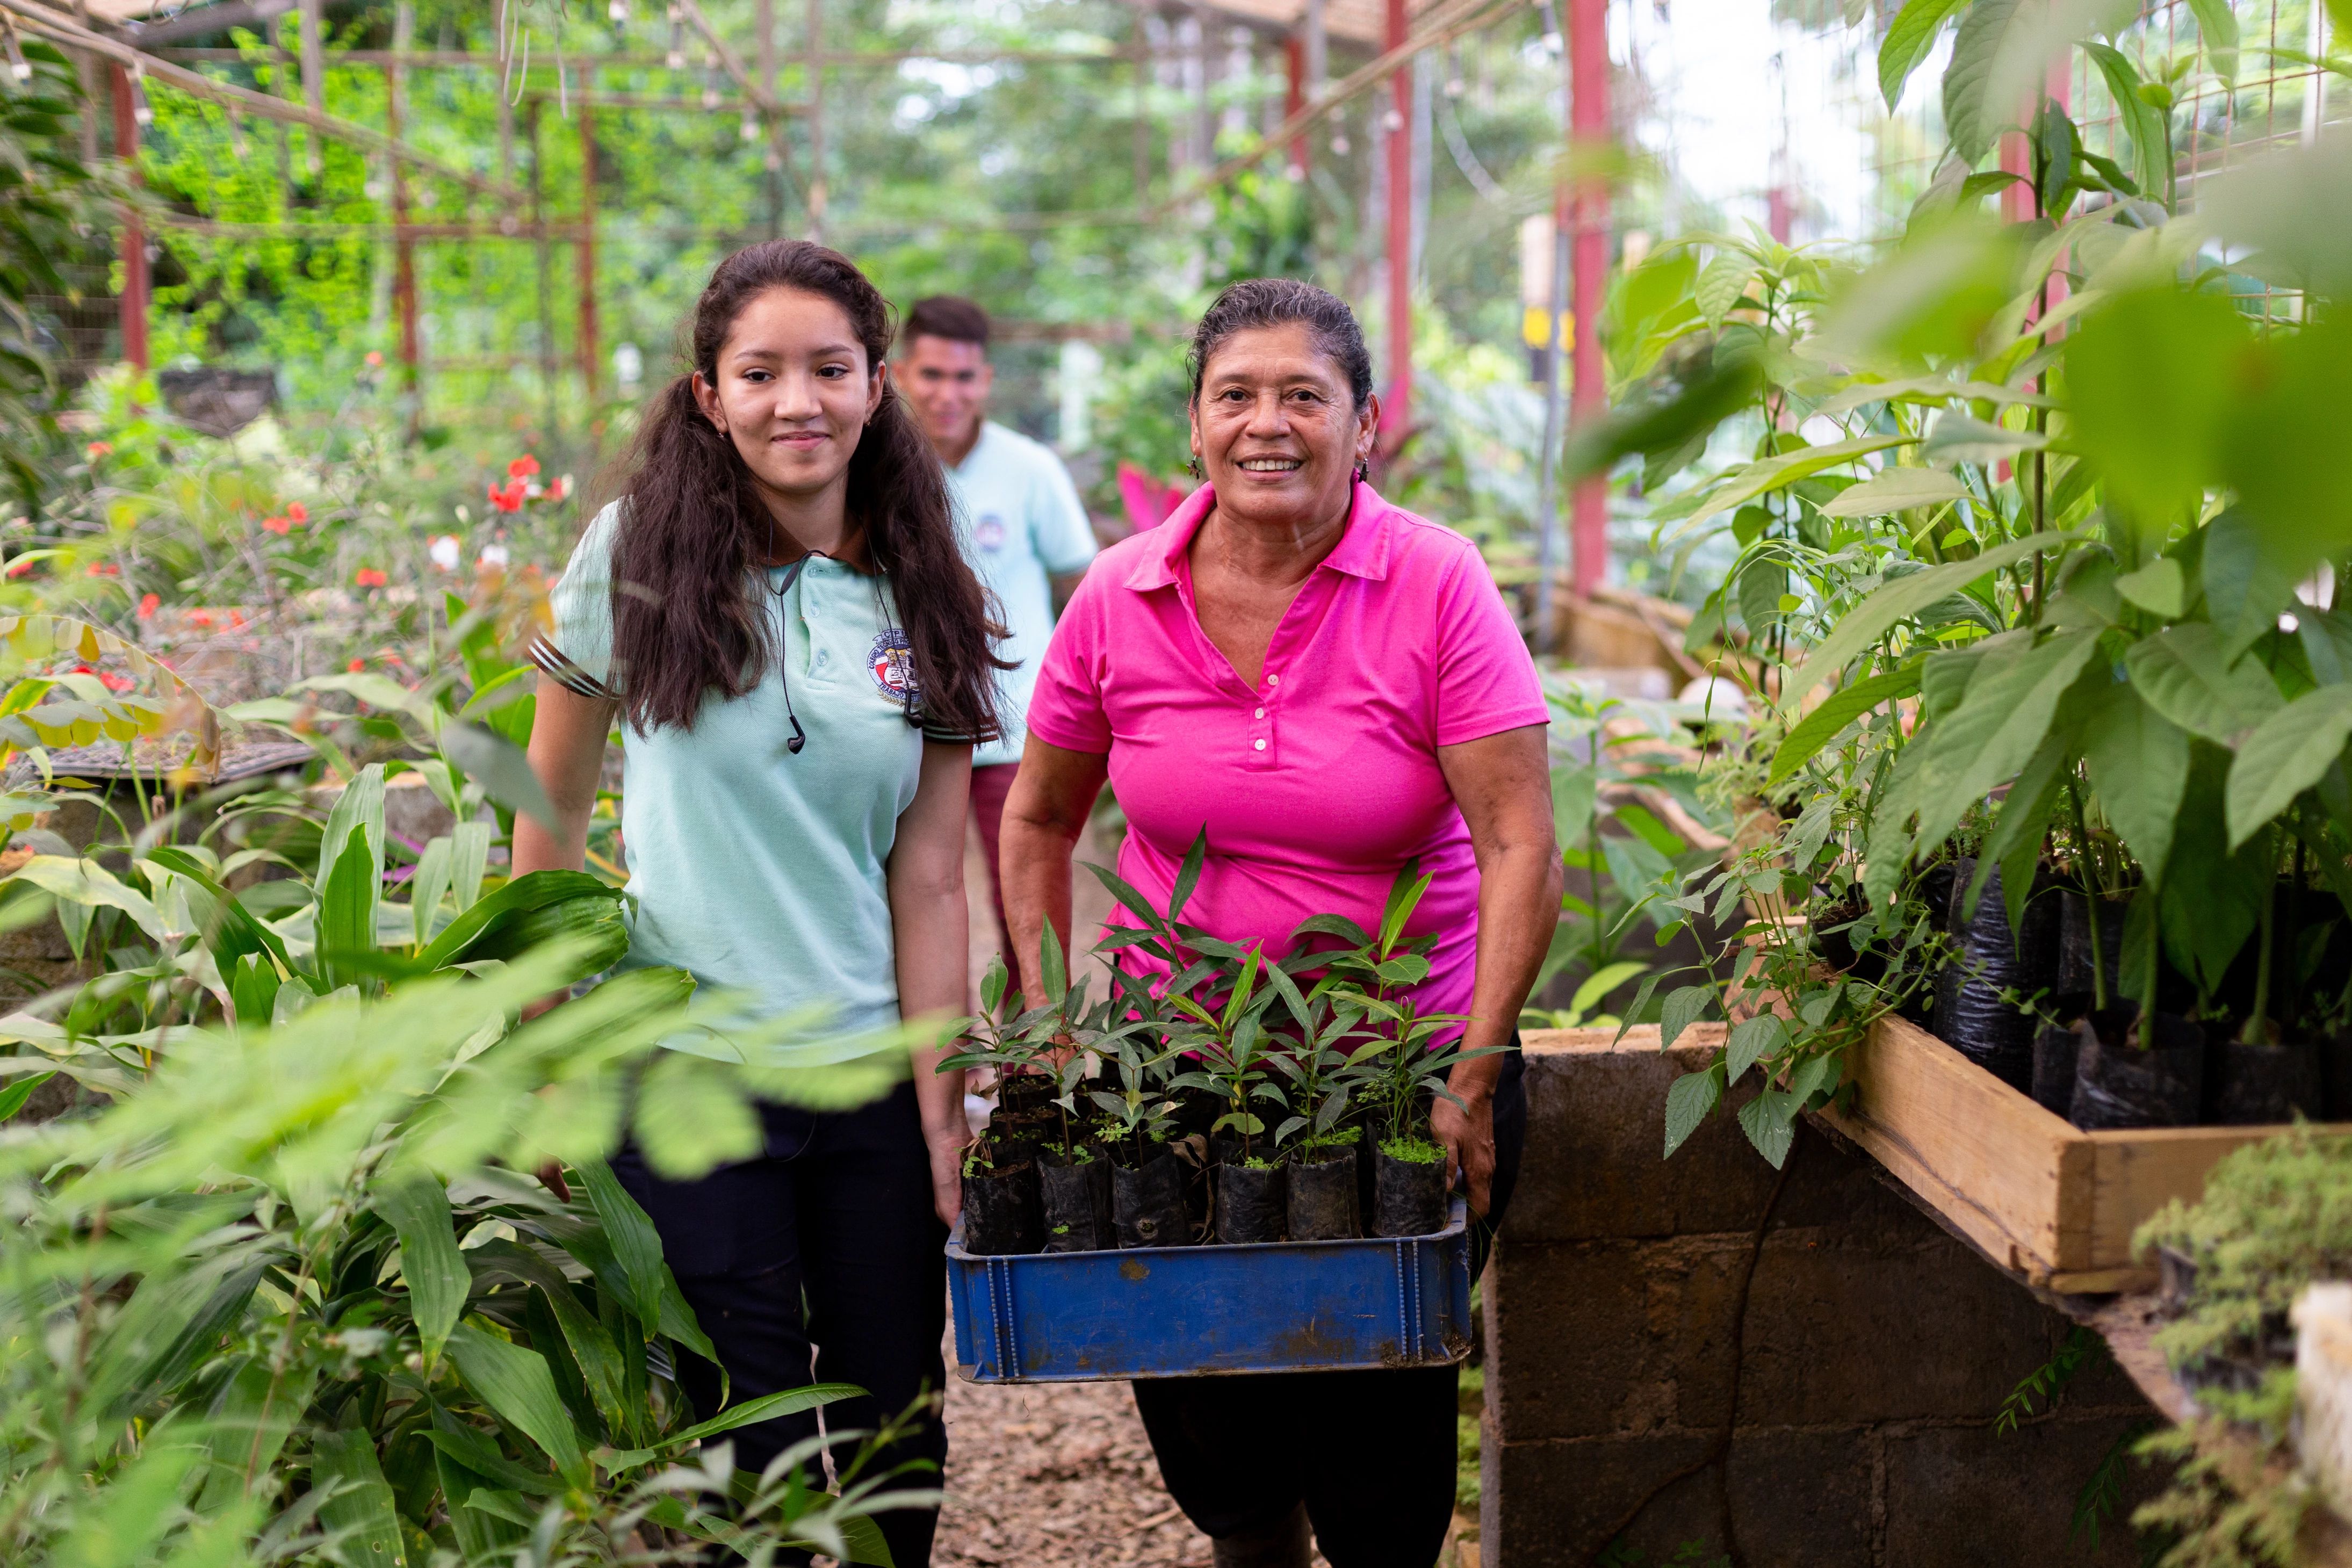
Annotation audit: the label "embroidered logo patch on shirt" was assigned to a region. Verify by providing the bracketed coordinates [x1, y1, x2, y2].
[974, 515, 1007, 552]
[869, 628, 919, 702]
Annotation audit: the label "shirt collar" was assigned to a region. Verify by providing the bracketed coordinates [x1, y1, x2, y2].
[1123, 480, 1398, 591]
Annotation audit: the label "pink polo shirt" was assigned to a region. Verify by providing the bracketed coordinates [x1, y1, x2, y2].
[1026, 481, 1548, 1032]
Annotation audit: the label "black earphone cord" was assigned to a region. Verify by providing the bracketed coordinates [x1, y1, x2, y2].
[762, 522, 922, 757]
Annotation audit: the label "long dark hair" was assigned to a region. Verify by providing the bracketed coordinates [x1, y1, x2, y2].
[607, 239, 1005, 739]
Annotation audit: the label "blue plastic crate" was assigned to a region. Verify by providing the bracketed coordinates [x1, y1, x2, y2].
[947, 1198, 1474, 1382]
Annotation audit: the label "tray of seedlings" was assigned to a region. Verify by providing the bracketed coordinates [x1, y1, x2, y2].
[942, 847, 1483, 1383]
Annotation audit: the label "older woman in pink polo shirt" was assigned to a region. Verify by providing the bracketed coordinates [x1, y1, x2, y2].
[1000, 278, 1560, 1568]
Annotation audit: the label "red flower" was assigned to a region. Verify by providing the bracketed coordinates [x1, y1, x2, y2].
[137, 592, 160, 619]
[348, 656, 366, 672]
[229, 610, 246, 629]
[4, 559, 33, 579]
[546, 475, 572, 503]
[85, 441, 112, 461]
[365, 351, 384, 368]
[99, 671, 134, 693]
[188, 610, 214, 628]
[85, 561, 120, 577]
[508, 454, 541, 480]
[487, 479, 527, 514]
[262, 516, 291, 535]
[285, 501, 308, 524]
[355, 567, 388, 588]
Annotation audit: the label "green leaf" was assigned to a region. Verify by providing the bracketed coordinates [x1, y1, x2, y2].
[1737, 1089, 1799, 1168]
[2081, 684, 2190, 885]
[2203, 509, 2303, 661]
[1673, 435, 1916, 536]
[598, 1382, 865, 1468]
[377, 1171, 470, 1369]
[1570, 962, 1649, 1017]
[1814, 467, 1966, 519]
[451, 819, 492, 913]
[1663, 1067, 1722, 1158]
[577, 1157, 666, 1340]
[55, 1442, 205, 1568]
[0, 1070, 53, 1121]
[2302, 608, 2352, 688]
[1038, 918, 1069, 1005]
[310, 1427, 410, 1568]
[2226, 687, 2352, 848]
[1944, 0, 2025, 165]
[469, 1239, 636, 1442]
[2069, 290, 2245, 533]
[2185, 0, 2238, 80]
[2123, 624, 2282, 746]
[1910, 628, 2104, 851]
[2114, 559, 2185, 618]
[1725, 1015, 1786, 1085]
[410, 835, 453, 948]
[3, 854, 165, 941]
[1693, 252, 1757, 327]
[1658, 985, 1714, 1052]
[1769, 665, 1923, 784]
[443, 1322, 590, 1487]
[2083, 44, 2170, 191]
[317, 824, 381, 991]
[1167, 826, 1209, 923]
[1880, 0, 1973, 109]
[413, 869, 618, 972]
[440, 721, 560, 832]
[1785, 531, 2073, 705]
[315, 763, 385, 925]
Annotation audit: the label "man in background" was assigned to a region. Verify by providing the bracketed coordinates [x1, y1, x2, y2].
[896, 295, 1098, 1004]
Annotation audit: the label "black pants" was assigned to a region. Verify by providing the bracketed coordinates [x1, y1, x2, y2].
[1131, 1045, 1527, 1568]
[609, 1082, 947, 1568]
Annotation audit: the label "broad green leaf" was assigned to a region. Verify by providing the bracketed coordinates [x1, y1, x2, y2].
[2160, 744, 2270, 990]
[2302, 608, 2352, 688]
[410, 835, 453, 948]
[1570, 962, 1648, 1017]
[1737, 1089, 1799, 1168]
[3, 854, 165, 941]
[2123, 624, 2282, 745]
[2185, 0, 2238, 80]
[443, 1321, 590, 1486]
[413, 869, 618, 971]
[2203, 509, 2303, 660]
[141, 846, 292, 972]
[53, 1440, 204, 1568]
[608, 1382, 863, 1464]
[1922, 413, 2045, 465]
[2083, 45, 2170, 191]
[0, 1070, 52, 1121]
[578, 1157, 667, 1340]
[1785, 531, 2072, 704]
[196, 1357, 319, 1509]
[1944, 0, 2026, 165]
[1674, 435, 1915, 534]
[315, 763, 386, 920]
[2070, 290, 2245, 533]
[317, 824, 380, 990]
[467, 1239, 635, 1441]
[1693, 252, 1757, 327]
[2081, 684, 2190, 884]
[1910, 628, 2103, 851]
[1658, 985, 1714, 1052]
[377, 1172, 470, 1368]
[1663, 1067, 1722, 1158]
[1725, 1014, 1786, 1085]
[2226, 687, 2352, 848]
[1879, 0, 1972, 109]
[309, 1427, 410, 1568]
[2115, 559, 2185, 618]
[1814, 467, 1966, 519]
[1786, 1052, 1838, 1105]
[451, 819, 492, 912]
[1769, 666, 1923, 784]
[1038, 917, 1069, 1005]
[441, 720, 560, 832]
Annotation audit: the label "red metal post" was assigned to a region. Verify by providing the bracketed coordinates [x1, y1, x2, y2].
[1568, 0, 1608, 596]
[1383, 0, 1411, 445]
[578, 101, 600, 401]
[1283, 33, 1307, 175]
[109, 64, 149, 373]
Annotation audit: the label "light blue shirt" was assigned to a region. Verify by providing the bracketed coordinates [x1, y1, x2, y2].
[947, 421, 1098, 769]
[536, 503, 950, 1053]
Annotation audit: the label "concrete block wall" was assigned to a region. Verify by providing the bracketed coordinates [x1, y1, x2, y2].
[1483, 1029, 2163, 1567]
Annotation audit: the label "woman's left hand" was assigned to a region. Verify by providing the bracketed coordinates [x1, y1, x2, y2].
[1432, 1083, 1497, 1218]
[926, 1124, 970, 1230]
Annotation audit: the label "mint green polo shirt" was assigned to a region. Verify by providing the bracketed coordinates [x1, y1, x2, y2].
[533, 502, 952, 1056]
[947, 422, 1097, 769]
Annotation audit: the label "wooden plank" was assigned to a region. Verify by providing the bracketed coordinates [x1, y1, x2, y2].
[1829, 1015, 2079, 1267]
[2085, 1124, 2302, 1270]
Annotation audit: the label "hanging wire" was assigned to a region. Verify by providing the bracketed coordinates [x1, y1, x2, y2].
[1437, 77, 1505, 199]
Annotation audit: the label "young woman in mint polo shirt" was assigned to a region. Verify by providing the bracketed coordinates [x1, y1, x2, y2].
[1001, 279, 1561, 1568]
[515, 240, 1000, 1568]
